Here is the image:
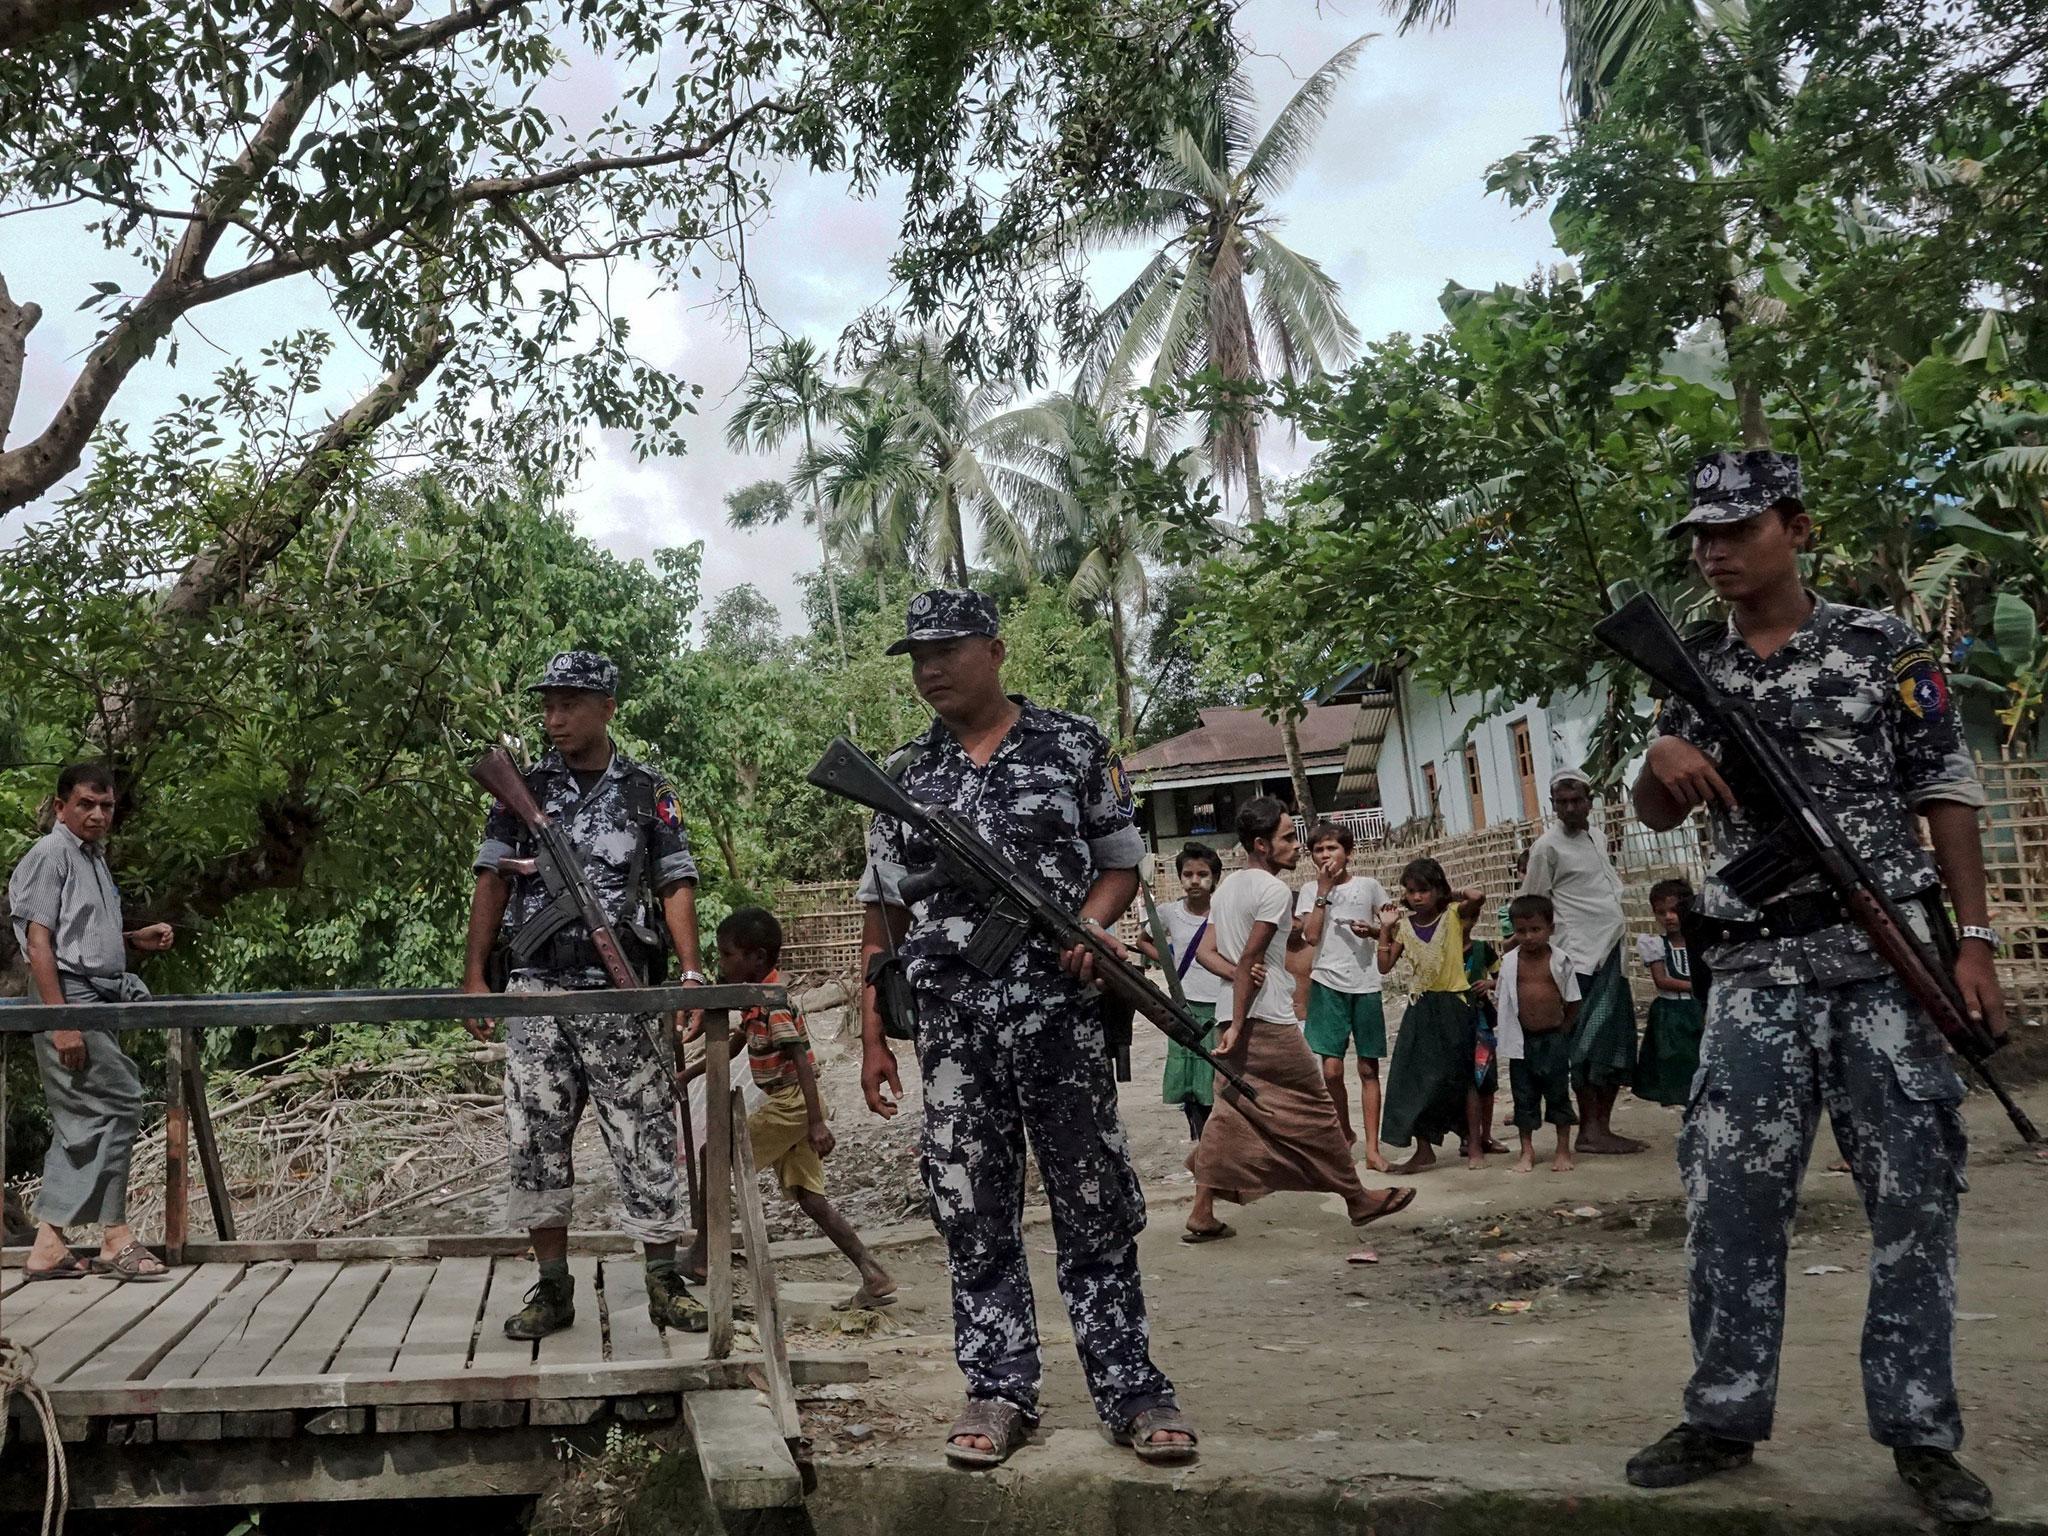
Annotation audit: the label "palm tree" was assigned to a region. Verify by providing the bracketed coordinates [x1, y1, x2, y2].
[1083, 35, 1367, 525]
[725, 338, 855, 655]
[791, 393, 932, 606]
[1085, 35, 1368, 808]
[976, 391, 1191, 741]
[861, 331, 1035, 586]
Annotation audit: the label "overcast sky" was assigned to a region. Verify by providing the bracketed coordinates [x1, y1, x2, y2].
[1, 0, 1568, 631]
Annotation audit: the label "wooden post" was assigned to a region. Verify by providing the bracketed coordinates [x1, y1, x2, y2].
[729, 1082, 801, 1444]
[184, 1049, 236, 1240]
[164, 1029, 190, 1266]
[701, 1009, 734, 1359]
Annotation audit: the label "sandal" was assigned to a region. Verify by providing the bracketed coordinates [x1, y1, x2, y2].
[1114, 1405, 1199, 1466]
[89, 1240, 168, 1283]
[1351, 1186, 1418, 1229]
[833, 1283, 899, 1312]
[22, 1254, 91, 1282]
[943, 1397, 1035, 1469]
[1179, 1222, 1234, 1244]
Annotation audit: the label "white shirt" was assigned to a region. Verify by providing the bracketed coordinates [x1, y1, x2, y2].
[1293, 875, 1388, 994]
[1494, 944, 1582, 1061]
[1520, 825, 1627, 974]
[1210, 867, 1297, 1024]
[1155, 898, 1228, 1007]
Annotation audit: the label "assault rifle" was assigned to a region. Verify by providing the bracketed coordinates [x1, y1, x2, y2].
[807, 737, 1260, 1106]
[1595, 595, 2039, 1144]
[469, 746, 641, 991]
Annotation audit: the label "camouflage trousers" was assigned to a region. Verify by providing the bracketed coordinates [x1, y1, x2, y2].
[1679, 973, 1968, 1449]
[502, 975, 682, 1244]
[914, 972, 1176, 1428]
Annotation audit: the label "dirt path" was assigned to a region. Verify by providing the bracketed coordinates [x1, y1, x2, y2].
[776, 1012, 2048, 1515]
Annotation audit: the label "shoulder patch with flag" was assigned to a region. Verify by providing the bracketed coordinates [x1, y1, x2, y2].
[653, 783, 683, 829]
[1894, 648, 1950, 720]
[1107, 754, 1136, 817]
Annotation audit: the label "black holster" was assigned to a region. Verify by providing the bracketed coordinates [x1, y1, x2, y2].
[1101, 994, 1135, 1082]
[866, 950, 919, 1041]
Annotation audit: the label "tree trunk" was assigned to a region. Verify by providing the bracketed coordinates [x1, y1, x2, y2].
[802, 418, 848, 659]
[945, 481, 969, 586]
[1715, 254, 1771, 449]
[1107, 585, 1134, 744]
[1281, 711, 1316, 820]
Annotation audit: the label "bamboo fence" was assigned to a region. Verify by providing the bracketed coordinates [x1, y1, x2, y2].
[778, 758, 2048, 1011]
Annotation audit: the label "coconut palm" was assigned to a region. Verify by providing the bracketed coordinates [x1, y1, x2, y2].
[976, 391, 1194, 741]
[1082, 35, 1367, 525]
[1084, 35, 1368, 808]
[860, 331, 1035, 586]
[790, 393, 932, 606]
[725, 338, 855, 655]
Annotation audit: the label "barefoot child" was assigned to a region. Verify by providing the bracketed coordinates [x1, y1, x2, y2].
[682, 906, 894, 1310]
[1293, 821, 1392, 1169]
[1376, 859, 1488, 1172]
[1461, 926, 1508, 1160]
[1135, 843, 1229, 1141]
[1632, 879, 1705, 1107]
[1496, 894, 1581, 1172]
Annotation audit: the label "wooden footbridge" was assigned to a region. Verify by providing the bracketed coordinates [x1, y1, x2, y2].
[0, 986, 862, 1517]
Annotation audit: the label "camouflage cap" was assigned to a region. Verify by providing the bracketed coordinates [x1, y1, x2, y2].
[526, 650, 619, 697]
[885, 588, 1000, 656]
[1665, 450, 1804, 538]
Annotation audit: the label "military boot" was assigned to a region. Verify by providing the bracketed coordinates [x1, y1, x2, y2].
[646, 1267, 708, 1334]
[1625, 1424, 1753, 1488]
[502, 1274, 575, 1340]
[1896, 1448, 1993, 1524]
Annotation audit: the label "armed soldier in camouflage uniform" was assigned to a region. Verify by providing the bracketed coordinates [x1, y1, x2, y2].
[461, 651, 710, 1339]
[1626, 452, 2009, 1523]
[856, 590, 1196, 1470]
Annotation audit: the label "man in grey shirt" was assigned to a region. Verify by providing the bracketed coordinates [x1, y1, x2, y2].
[8, 761, 174, 1281]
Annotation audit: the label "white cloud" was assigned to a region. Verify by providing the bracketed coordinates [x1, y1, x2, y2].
[4, 2, 1569, 634]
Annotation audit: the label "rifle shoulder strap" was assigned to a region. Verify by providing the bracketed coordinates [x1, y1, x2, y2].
[622, 770, 657, 910]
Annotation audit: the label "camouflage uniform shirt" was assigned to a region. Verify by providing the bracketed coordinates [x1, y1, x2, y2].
[473, 745, 697, 985]
[1655, 595, 1984, 988]
[857, 698, 1143, 978]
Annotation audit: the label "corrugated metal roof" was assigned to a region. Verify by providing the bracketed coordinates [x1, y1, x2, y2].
[1337, 692, 1396, 801]
[1127, 704, 1361, 781]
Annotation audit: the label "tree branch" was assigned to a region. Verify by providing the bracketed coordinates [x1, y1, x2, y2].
[0, 0, 138, 55]
[0, 270, 41, 449]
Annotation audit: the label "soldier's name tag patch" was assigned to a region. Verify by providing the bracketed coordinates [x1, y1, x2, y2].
[1107, 754, 1136, 817]
[654, 785, 683, 829]
[1894, 649, 1950, 720]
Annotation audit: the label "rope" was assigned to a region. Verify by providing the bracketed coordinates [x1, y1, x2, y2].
[0, 1338, 71, 1536]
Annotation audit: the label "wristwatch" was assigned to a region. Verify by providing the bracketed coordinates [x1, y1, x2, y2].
[681, 968, 708, 983]
[1315, 896, 1332, 908]
[1959, 925, 2001, 952]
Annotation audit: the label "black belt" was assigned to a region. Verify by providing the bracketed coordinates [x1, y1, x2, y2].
[1698, 890, 1848, 946]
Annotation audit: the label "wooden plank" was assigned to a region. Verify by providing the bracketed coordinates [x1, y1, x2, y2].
[683, 1389, 802, 1510]
[264, 1261, 387, 1377]
[375, 1403, 453, 1433]
[164, 1027, 190, 1265]
[40, 1351, 866, 1417]
[458, 1399, 526, 1429]
[389, 1255, 492, 1378]
[29, 1265, 196, 1382]
[65, 1263, 245, 1386]
[613, 1393, 677, 1423]
[221, 1409, 296, 1438]
[327, 1262, 433, 1377]
[146, 1262, 290, 1382]
[0, 1269, 103, 1333]
[199, 1260, 343, 1380]
[729, 1084, 801, 1444]
[4, 1272, 120, 1349]
[156, 1411, 222, 1441]
[534, 1254, 603, 1367]
[529, 1397, 605, 1426]
[184, 1049, 237, 1241]
[599, 1257, 668, 1362]
[0, 983, 787, 1035]
[469, 1256, 538, 1369]
[304, 1408, 367, 1435]
[702, 1009, 735, 1359]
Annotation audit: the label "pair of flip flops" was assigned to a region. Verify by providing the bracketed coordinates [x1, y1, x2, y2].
[22, 1242, 166, 1283]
